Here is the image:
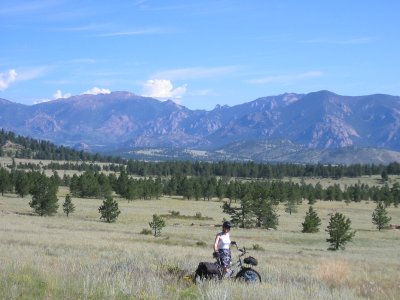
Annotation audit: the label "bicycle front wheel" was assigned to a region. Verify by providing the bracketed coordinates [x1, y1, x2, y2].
[235, 268, 261, 283]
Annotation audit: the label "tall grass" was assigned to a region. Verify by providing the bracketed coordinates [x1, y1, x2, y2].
[0, 191, 399, 299]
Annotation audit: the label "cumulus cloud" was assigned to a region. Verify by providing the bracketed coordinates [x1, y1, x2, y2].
[0, 69, 17, 90]
[53, 89, 72, 99]
[82, 87, 111, 95]
[141, 79, 187, 100]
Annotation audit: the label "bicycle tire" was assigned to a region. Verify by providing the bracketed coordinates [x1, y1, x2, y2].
[235, 268, 261, 283]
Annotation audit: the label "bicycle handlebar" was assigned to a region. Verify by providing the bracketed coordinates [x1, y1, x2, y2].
[232, 242, 247, 256]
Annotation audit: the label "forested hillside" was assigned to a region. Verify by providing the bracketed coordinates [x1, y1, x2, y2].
[2, 129, 400, 180]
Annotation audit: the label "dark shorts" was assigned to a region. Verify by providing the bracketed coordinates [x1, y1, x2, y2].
[218, 249, 231, 267]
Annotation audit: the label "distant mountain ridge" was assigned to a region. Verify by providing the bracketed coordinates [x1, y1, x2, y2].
[0, 90, 400, 163]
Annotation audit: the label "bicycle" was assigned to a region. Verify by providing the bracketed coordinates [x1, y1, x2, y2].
[193, 242, 261, 284]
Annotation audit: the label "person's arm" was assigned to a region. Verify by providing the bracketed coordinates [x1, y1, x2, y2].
[214, 234, 220, 252]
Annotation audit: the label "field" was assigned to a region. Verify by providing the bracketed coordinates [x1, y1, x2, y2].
[1, 185, 399, 300]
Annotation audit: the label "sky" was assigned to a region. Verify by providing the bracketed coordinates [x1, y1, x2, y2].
[1, 0, 400, 110]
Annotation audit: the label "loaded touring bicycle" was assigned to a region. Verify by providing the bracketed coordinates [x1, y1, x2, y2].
[194, 242, 261, 283]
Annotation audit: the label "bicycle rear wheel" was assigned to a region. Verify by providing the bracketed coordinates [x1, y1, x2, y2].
[235, 268, 261, 283]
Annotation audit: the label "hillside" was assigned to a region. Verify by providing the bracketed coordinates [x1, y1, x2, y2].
[1, 90, 400, 164]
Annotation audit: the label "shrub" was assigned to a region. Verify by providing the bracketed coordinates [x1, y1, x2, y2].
[196, 241, 207, 247]
[149, 214, 166, 237]
[169, 210, 180, 217]
[252, 244, 264, 251]
[140, 228, 152, 235]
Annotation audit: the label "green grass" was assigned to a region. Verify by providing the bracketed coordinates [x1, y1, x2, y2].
[0, 187, 399, 299]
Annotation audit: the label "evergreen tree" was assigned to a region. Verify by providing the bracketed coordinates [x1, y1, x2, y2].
[223, 195, 254, 228]
[98, 196, 120, 223]
[261, 200, 279, 229]
[63, 194, 75, 217]
[284, 198, 298, 215]
[326, 212, 355, 250]
[29, 174, 59, 216]
[0, 167, 12, 196]
[15, 171, 30, 198]
[372, 201, 391, 231]
[149, 214, 166, 237]
[381, 170, 389, 182]
[302, 206, 321, 233]
[251, 196, 269, 227]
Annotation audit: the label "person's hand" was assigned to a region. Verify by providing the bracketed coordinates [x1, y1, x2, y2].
[213, 251, 219, 258]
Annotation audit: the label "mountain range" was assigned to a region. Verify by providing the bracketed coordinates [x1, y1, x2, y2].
[1, 90, 400, 164]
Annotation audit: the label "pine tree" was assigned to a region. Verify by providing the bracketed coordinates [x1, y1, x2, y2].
[261, 200, 279, 230]
[372, 202, 391, 231]
[302, 206, 321, 233]
[98, 196, 120, 223]
[29, 174, 59, 216]
[223, 195, 254, 228]
[284, 198, 298, 215]
[326, 212, 355, 250]
[149, 214, 166, 237]
[0, 168, 11, 196]
[63, 194, 75, 217]
[381, 170, 389, 182]
[15, 171, 30, 198]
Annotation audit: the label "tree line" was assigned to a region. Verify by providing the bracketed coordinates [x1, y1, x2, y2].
[2, 168, 399, 208]
[64, 171, 400, 208]
[9, 157, 400, 181]
[3, 129, 400, 180]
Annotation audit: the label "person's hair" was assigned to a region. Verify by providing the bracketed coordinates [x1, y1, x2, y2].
[223, 221, 232, 228]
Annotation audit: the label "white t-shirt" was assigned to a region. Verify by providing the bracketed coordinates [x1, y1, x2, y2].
[217, 232, 231, 250]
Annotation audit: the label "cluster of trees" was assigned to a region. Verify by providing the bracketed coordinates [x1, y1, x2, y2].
[300, 203, 390, 250]
[64, 171, 400, 208]
[2, 168, 400, 210]
[0, 167, 60, 198]
[124, 160, 400, 179]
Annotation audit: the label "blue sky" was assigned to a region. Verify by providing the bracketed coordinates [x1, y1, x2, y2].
[1, 0, 399, 110]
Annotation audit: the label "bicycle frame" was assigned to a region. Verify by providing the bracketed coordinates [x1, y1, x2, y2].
[216, 243, 248, 278]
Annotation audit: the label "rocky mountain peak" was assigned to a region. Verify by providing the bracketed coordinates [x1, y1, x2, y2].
[0, 90, 399, 153]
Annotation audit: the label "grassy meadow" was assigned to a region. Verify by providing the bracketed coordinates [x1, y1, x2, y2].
[1, 183, 399, 300]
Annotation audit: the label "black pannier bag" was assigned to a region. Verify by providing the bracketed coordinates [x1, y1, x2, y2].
[243, 256, 258, 266]
[195, 262, 221, 279]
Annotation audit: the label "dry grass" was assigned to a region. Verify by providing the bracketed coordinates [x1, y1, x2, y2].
[0, 187, 399, 299]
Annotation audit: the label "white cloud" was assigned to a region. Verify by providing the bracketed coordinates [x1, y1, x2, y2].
[0, 69, 17, 90]
[142, 79, 187, 100]
[82, 87, 111, 95]
[248, 71, 322, 85]
[53, 89, 72, 99]
[151, 66, 239, 81]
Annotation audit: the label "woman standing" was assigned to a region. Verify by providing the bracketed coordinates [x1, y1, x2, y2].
[214, 221, 233, 276]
